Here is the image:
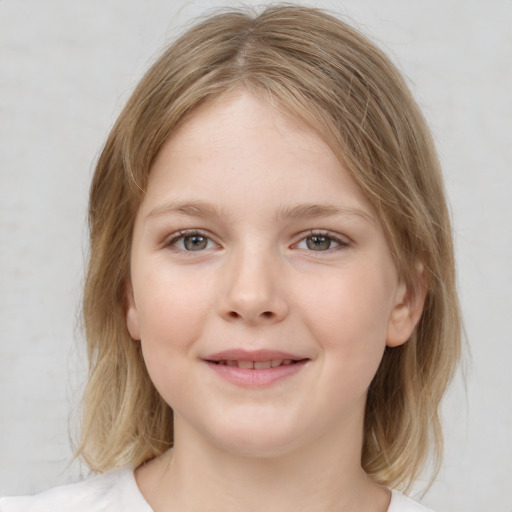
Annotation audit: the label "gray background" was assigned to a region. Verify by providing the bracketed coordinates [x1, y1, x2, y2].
[1, 1, 511, 511]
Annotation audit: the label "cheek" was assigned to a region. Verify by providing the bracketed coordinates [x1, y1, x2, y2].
[296, 266, 394, 383]
[136, 263, 211, 339]
[301, 266, 393, 338]
[134, 266, 214, 393]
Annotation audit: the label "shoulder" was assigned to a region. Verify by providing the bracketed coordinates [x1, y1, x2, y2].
[0, 468, 153, 512]
[388, 489, 436, 512]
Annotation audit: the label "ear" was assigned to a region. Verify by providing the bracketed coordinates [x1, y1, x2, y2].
[386, 265, 428, 348]
[125, 280, 141, 341]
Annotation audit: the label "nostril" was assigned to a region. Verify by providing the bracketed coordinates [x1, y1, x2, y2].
[227, 310, 273, 319]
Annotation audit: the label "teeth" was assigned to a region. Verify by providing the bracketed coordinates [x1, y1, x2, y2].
[254, 361, 271, 370]
[215, 359, 296, 368]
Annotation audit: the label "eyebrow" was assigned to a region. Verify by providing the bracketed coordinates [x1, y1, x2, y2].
[147, 200, 222, 219]
[147, 200, 374, 224]
[274, 203, 374, 223]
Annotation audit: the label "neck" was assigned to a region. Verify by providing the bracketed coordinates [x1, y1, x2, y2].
[136, 414, 390, 512]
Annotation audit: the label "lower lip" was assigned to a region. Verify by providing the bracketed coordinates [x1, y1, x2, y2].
[205, 360, 308, 387]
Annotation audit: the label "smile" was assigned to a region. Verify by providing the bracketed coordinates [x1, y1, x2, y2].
[204, 350, 309, 387]
[211, 359, 300, 369]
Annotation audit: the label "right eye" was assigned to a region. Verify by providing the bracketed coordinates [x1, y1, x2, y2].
[167, 231, 218, 252]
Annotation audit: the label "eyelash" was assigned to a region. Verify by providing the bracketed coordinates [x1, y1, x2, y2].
[294, 230, 351, 252]
[165, 230, 219, 252]
[164, 229, 351, 253]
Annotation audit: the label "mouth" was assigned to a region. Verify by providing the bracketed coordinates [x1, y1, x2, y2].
[209, 359, 306, 369]
[204, 349, 309, 387]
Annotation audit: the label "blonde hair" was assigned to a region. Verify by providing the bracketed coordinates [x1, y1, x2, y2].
[78, 5, 461, 491]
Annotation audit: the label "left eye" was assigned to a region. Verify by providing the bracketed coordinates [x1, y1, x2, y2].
[168, 233, 217, 251]
[295, 233, 346, 251]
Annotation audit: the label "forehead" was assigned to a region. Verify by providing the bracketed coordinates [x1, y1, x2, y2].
[140, 89, 375, 222]
[162, 90, 332, 168]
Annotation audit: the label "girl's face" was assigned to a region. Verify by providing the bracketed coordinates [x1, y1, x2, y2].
[127, 90, 419, 457]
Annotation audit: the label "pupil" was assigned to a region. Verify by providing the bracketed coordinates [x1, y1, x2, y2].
[307, 236, 330, 251]
[184, 235, 207, 251]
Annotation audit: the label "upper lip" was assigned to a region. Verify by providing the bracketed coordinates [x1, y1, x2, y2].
[205, 349, 308, 362]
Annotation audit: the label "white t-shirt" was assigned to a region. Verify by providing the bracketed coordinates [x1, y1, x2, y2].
[0, 468, 434, 511]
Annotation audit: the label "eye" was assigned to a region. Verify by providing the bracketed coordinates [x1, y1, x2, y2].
[167, 231, 218, 252]
[295, 232, 349, 252]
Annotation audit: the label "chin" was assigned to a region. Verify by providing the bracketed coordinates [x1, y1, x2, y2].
[218, 436, 302, 459]
[200, 416, 311, 459]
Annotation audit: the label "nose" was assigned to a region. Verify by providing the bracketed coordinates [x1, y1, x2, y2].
[217, 247, 289, 325]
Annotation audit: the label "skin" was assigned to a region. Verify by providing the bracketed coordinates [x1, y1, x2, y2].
[126, 90, 425, 512]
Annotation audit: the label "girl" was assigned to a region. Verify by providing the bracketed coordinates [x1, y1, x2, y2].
[1, 5, 461, 511]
